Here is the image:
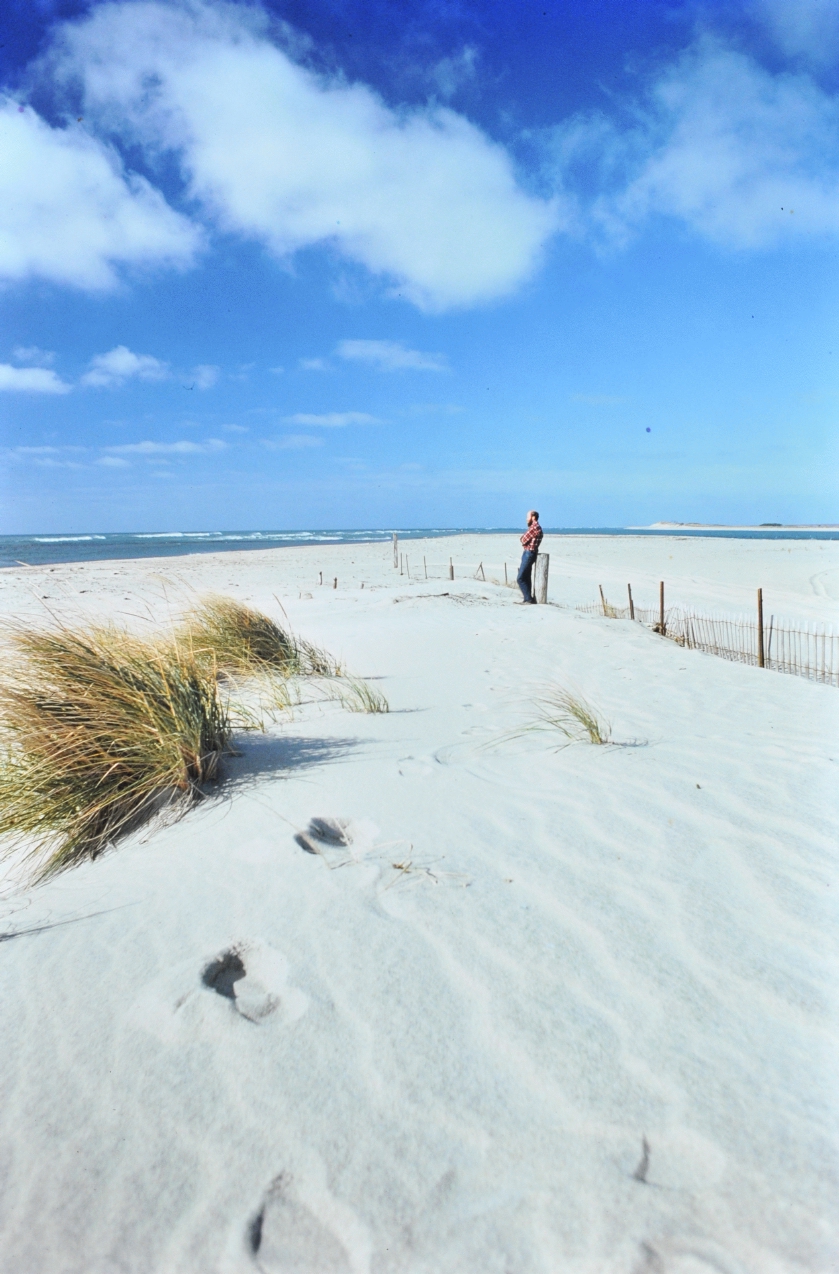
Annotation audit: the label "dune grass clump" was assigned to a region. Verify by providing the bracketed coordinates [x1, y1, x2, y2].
[181, 596, 389, 713]
[531, 686, 611, 746]
[0, 625, 231, 876]
[180, 596, 299, 676]
[180, 596, 342, 679]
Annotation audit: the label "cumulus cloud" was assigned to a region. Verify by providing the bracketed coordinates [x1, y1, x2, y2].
[0, 97, 200, 290]
[336, 339, 448, 371]
[265, 434, 324, 449]
[299, 357, 330, 372]
[753, 0, 839, 65]
[0, 363, 71, 393]
[13, 346, 55, 366]
[284, 411, 381, 427]
[46, 0, 558, 310]
[551, 40, 839, 249]
[97, 455, 131, 467]
[429, 46, 479, 101]
[105, 438, 226, 454]
[190, 363, 219, 389]
[82, 345, 170, 387]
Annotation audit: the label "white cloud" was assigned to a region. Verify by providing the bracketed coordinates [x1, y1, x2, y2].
[48, 0, 558, 310]
[299, 357, 331, 372]
[430, 46, 478, 101]
[753, 0, 839, 65]
[97, 455, 131, 467]
[284, 411, 380, 427]
[0, 363, 71, 393]
[13, 346, 55, 366]
[265, 434, 324, 449]
[0, 97, 200, 290]
[618, 43, 839, 247]
[336, 339, 448, 372]
[190, 363, 219, 389]
[552, 40, 839, 250]
[82, 345, 170, 387]
[105, 438, 226, 455]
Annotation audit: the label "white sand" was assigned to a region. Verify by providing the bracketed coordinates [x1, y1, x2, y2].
[0, 535, 837, 1273]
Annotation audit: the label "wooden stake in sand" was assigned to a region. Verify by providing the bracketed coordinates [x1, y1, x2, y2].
[504, 563, 508, 585]
[534, 554, 549, 604]
[400, 554, 403, 575]
[392, 532, 398, 568]
[757, 588, 765, 668]
[333, 577, 337, 589]
[627, 583, 635, 620]
[659, 581, 666, 636]
[449, 558, 454, 580]
[319, 571, 323, 586]
[599, 584, 607, 616]
[423, 556, 427, 579]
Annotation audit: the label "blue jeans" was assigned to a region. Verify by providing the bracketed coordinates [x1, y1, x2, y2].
[517, 550, 537, 602]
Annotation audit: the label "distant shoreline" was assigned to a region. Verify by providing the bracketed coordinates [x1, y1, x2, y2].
[641, 522, 839, 530]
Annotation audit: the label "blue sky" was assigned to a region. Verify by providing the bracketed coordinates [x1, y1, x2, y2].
[1, 0, 837, 533]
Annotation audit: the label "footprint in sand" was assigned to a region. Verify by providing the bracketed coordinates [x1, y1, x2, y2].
[294, 817, 378, 867]
[634, 1240, 747, 1274]
[200, 941, 308, 1025]
[248, 1174, 351, 1273]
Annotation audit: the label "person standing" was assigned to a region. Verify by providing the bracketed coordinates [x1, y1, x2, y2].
[517, 510, 543, 603]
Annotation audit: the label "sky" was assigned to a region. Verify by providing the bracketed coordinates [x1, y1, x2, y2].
[0, 0, 837, 533]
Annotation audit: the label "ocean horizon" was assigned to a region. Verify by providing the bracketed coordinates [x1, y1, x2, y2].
[2, 525, 838, 570]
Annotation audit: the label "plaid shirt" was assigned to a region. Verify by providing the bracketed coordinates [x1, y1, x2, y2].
[520, 521, 543, 552]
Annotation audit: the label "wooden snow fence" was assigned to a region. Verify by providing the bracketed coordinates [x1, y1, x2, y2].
[580, 587, 838, 688]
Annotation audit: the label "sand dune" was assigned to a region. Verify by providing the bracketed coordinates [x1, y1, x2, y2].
[0, 536, 836, 1272]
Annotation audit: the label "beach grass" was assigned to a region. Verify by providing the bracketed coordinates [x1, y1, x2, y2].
[331, 676, 390, 714]
[532, 686, 611, 746]
[179, 595, 343, 679]
[0, 624, 231, 876]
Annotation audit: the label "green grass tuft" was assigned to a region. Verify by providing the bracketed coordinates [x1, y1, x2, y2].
[0, 624, 231, 876]
[531, 686, 611, 745]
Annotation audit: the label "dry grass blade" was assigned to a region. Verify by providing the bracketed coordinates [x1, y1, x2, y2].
[180, 596, 343, 680]
[296, 638, 343, 678]
[179, 596, 300, 676]
[330, 677, 390, 714]
[532, 686, 611, 745]
[0, 624, 231, 877]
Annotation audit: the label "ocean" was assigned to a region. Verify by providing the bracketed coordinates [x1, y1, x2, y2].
[1, 527, 837, 570]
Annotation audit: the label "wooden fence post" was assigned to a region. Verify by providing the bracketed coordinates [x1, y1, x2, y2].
[504, 563, 508, 585]
[449, 558, 454, 580]
[319, 571, 322, 586]
[423, 556, 427, 579]
[333, 577, 337, 589]
[627, 583, 635, 620]
[599, 585, 607, 616]
[757, 588, 765, 667]
[659, 581, 665, 635]
[392, 532, 398, 568]
[535, 554, 549, 603]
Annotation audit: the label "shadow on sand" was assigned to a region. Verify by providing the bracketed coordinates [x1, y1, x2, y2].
[222, 732, 365, 789]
